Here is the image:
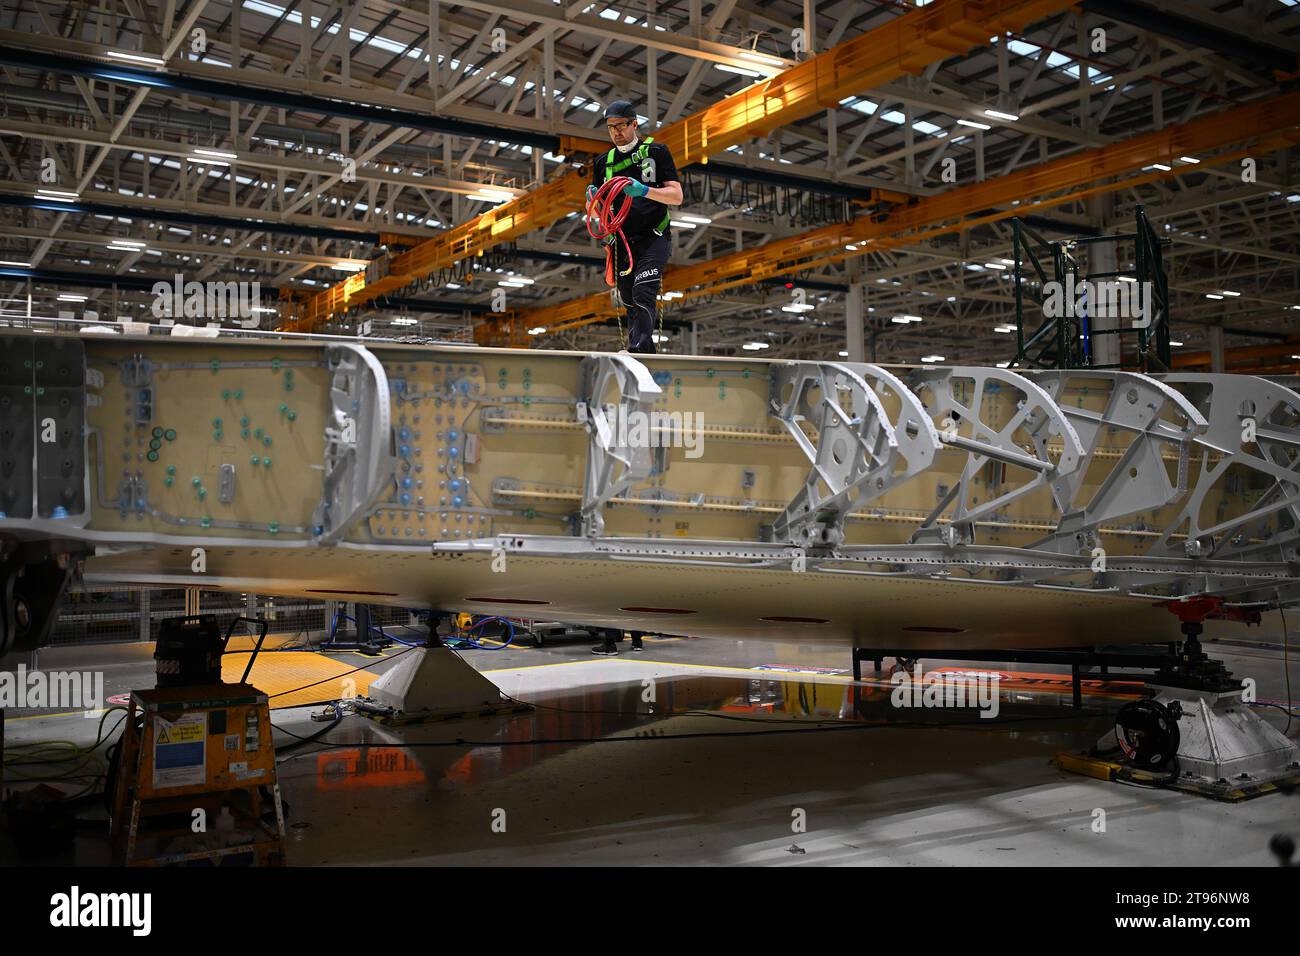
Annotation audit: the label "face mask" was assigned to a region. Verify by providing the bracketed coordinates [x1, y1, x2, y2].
[614, 134, 640, 154]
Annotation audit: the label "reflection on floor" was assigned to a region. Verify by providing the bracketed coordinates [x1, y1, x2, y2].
[3, 629, 1298, 866]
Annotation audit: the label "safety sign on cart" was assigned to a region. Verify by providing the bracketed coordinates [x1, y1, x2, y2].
[153, 712, 207, 789]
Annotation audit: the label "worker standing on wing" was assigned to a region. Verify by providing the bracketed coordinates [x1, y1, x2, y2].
[585, 100, 683, 354]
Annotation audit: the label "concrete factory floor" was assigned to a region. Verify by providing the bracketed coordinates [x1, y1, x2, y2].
[3, 627, 1298, 866]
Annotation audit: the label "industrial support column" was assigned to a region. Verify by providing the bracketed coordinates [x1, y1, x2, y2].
[1208, 325, 1226, 373]
[1090, 196, 1120, 368]
[845, 280, 866, 363]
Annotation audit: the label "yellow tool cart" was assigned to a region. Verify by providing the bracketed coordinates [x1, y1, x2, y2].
[109, 682, 287, 866]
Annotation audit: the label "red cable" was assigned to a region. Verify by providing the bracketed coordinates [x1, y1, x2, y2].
[586, 176, 635, 287]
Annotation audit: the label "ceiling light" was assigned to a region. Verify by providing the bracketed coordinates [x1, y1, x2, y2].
[738, 51, 784, 67]
[1220, 290, 1240, 297]
[36, 189, 79, 202]
[983, 109, 1019, 122]
[957, 119, 992, 130]
[1205, 293, 1223, 300]
[996, 361, 1011, 368]
[678, 215, 712, 225]
[742, 341, 770, 350]
[984, 262, 1007, 270]
[331, 262, 366, 272]
[1179, 156, 1200, 164]
[106, 50, 165, 66]
[527, 326, 547, 335]
[499, 280, 525, 288]
[999, 258, 1015, 265]
[1169, 340, 1183, 347]
[504, 275, 535, 284]
[57, 294, 87, 302]
[445, 282, 461, 289]
[662, 291, 683, 299]
[391, 317, 418, 326]
[670, 220, 698, 229]
[993, 324, 1015, 333]
[651, 333, 670, 343]
[898, 314, 922, 322]
[193, 148, 237, 160]
[715, 64, 762, 78]
[781, 304, 815, 313]
[0, 259, 31, 268]
[845, 243, 859, 251]
[838, 351, 849, 357]
[921, 355, 945, 363]
[1150, 163, 1171, 171]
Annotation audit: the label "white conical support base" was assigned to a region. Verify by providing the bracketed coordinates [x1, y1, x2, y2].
[1151, 685, 1299, 783]
[366, 645, 506, 717]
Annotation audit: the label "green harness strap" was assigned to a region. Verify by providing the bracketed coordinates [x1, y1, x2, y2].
[603, 136, 672, 236]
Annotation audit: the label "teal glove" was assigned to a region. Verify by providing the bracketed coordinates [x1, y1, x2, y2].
[586, 185, 597, 203]
[623, 180, 649, 199]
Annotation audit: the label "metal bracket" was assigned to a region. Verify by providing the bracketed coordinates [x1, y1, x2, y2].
[768, 361, 941, 548]
[1023, 369, 1207, 555]
[906, 365, 1084, 547]
[577, 353, 661, 537]
[311, 344, 395, 545]
[1151, 374, 1300, 562]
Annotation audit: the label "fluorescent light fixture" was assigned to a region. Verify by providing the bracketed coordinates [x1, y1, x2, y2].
[0, 259, 31, 268]
[504, 275, 535, 284]
[921, 355, 945, 363]
[1205, 293, 1224, 300]
[898, 315, 922, 322]
[999, 258, 1015, 265]
[1220, 290, 1240, 296]
[670, 220, 698, 229]
[957, 119, 991, 130]
[845, 244, 859, 251]
[106, 50, 165, 66]
[993, 324, 1015, 333]
[661, 291, 683, 299]
[331, 262, 366, 272]
[996, 361, 1011, 368]
[1117, 275, 1136, 282]
[738, 51, 784, 66]
[391, 317, 418, 326]
[1169, 340, 1183, 347]
[193, 148, 237, 160]
[984, 262, 1007, 270]
[445, 282, 462, 289]
[527, 326, 547, 335]
[890, 316, 911, 324]
[1178, 156, 1200, 164]
[742, 341, 770, 350]
[469, 189, 513, 202]
[107, 239, 146, 249]
[715, 64, 762, 78]
[838, 351, 849, 358]
[678, 214, 712, 224]
[36, 189, 79, 202]
[651, 333, 670, 343]
[983, 109, 1019, 122]
[499, 280, 525, 288]
[57, 294, 88, 302]
[250, 306, 278, 313]
[781, 303, 815, 313]
[1151, 163, 1171, 171]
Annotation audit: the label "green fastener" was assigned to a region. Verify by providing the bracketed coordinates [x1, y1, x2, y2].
[146, 450, 158, 462]
[279, 403, 288, 414]
[742, 369, 751, 379]
[251, 455, 260, 466]
[522, 396, 531, 406]
[164, 429, 176, 441]
[268, 522, 279, 535]
[200, 517, 212, 529]
[212, 418, 222, 428]
[284, 381, 294, 392]
[222, 389, 231, 400]
[524, 508, 536, 520]
[241, 428, 250, 439]
[163, 476, 174, 487]
[152, 426, 163, 439]
[523, 381, 530, 390]
[149, 438, 161, 451]
[197, 488, 207, 500]
[210, 359, 220, 372]
[234, 389, 243, 401]
[191, 476, 201, 487]
[254, 428, 264, 439]
[499, 368, 507, 376]
[213, 430, 223, 442]
[286, 410, 297, 422]
[166, 464, 176, 475]
[262, 456, 271, 467]
[272, 358, 281, 370]
[263, 436, 272, 447]
[240, 416, 249, 427]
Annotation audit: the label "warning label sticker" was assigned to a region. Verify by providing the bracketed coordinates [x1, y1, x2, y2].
[153, 712, 207, 789]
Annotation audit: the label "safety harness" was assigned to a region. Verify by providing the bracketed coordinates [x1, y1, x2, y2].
[602, 136, 672, 237]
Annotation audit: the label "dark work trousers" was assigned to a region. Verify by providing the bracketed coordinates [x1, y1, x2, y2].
[614, 230, 669, 354]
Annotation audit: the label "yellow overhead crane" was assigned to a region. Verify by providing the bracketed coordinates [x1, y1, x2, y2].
[281, 0, 1077, 334]
[502, 91, 1300, 344]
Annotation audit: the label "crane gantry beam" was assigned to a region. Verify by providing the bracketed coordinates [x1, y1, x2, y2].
[500, 91, 1300, 343]
[283, 0, 1077, 332]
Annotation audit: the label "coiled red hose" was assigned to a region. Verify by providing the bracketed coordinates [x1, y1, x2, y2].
[586, 176, 635, 287]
